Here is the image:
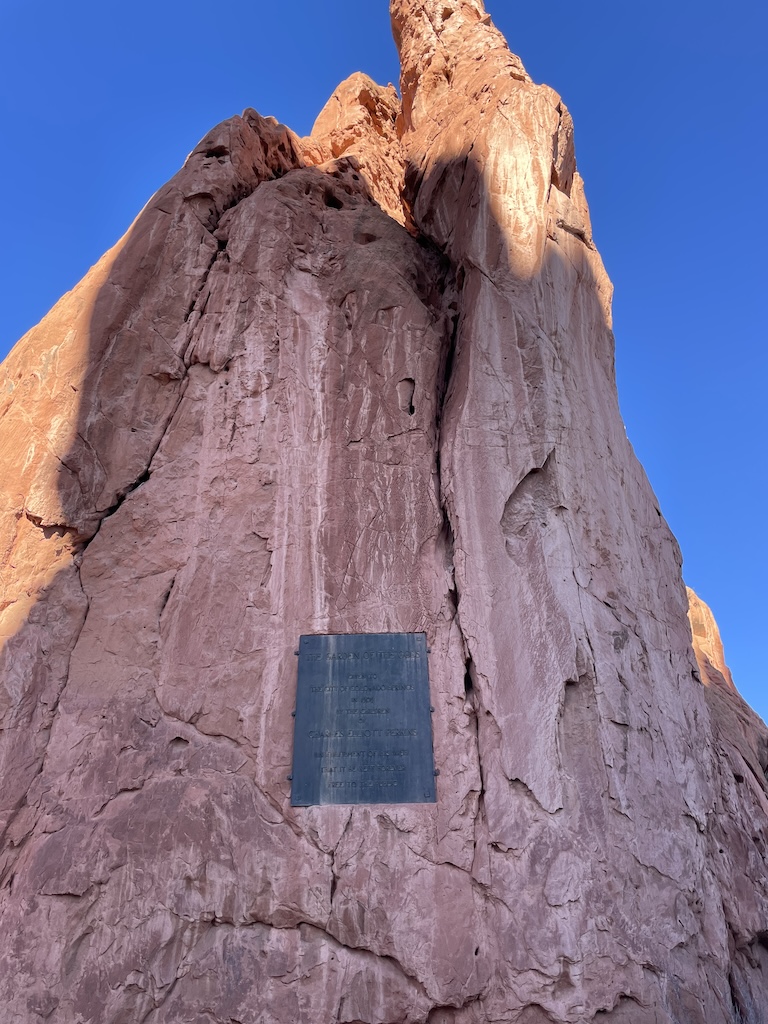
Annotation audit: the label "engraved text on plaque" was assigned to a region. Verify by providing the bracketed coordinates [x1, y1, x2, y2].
[290, 632, 436, 806]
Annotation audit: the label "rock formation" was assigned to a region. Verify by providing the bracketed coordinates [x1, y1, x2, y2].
[0, 0, 766, 1020]
[688, 586, 734, 691]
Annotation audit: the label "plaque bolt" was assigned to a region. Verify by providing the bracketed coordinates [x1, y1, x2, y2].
[434, 769, 440, 776]
[294, 650, 299, 655]
[291, 711, 296, 717]
[287, 775, 293, 781]
[430, 706, 435, 713]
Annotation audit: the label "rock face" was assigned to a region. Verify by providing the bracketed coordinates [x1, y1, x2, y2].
[0, 1, 766, 1021]
[688, 586, 734, 690]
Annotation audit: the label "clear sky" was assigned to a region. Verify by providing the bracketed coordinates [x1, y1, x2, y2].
[1, 0, 765, 722]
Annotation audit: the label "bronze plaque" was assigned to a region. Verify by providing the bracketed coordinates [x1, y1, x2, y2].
[290, 632, 436, 805]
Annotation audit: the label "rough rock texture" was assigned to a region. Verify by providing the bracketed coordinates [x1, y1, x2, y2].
[303, 71, 408, 226]
[686, 585, 768, 1012]
[0, 1, 766, 1021]
[688, 586, 734, 690]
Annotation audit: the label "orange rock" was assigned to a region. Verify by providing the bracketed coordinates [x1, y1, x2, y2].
[303, 71, 408, 225]
[687, 585, 735, 689]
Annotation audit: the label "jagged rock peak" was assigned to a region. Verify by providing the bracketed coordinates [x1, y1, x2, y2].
[391, 0, 531, 132]
[687, 585, 735, 689]
[302, 71, 409, 224]
[392, 0, 585, 299]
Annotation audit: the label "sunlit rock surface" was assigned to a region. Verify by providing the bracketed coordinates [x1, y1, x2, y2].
[0, 1, 766, 1021]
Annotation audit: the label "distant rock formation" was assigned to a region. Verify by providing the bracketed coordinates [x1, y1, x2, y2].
[0, 1, 765, 1021]
[688, 586, 734, 690]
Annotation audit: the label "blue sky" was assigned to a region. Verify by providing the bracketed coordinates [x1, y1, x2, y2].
[1, 0, 765, 722]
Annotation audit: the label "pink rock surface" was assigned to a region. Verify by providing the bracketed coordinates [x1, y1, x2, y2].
[0, 1, 766, 1021]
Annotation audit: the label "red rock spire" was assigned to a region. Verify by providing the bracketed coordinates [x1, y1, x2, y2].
[0, 2, 765, 1021]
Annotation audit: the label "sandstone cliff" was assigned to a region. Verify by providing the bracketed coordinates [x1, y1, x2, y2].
[0, 1, 766, 1022]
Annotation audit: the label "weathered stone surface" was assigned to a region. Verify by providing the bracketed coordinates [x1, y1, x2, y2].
[688, 585, 734, 690]
[689, 586, 767, 797]
[303, 71, 409, 226]
[686, 584, 768, 1017]
[0, 1, 765, 1022]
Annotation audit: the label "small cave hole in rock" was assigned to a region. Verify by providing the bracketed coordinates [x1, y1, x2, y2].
[204, 146, 229, 160]
[324, 190, 344, 210]
[464, 658, 475, 695]
[159, 576, 176, 614]
[734, 773, 745, 784]
[169, 737, 190, 752]
[397, 378, 416, 415]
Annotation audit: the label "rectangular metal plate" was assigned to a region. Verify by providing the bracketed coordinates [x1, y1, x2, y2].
[290, 632, 436, 806]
